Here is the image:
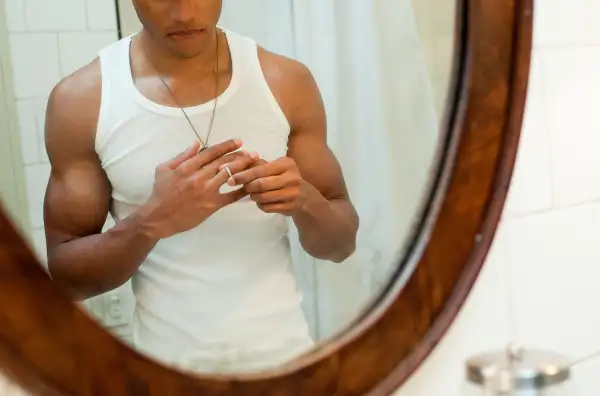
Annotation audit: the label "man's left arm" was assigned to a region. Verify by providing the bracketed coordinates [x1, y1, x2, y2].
[229, 57, 359, 263]
[285, 64, 359, 263]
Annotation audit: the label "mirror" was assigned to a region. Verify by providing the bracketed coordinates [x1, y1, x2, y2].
[0, 0, 456, 378]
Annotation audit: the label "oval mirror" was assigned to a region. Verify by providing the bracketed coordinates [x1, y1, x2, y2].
[0, 0, 533, 394]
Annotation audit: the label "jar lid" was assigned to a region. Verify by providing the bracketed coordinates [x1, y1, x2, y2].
[466, 346, 571, 391]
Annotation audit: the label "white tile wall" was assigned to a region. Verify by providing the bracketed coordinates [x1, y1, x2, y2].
[534, 0, 588, 46]
[503, 50, 553, 216]
[85, 0, 118, 31]
[8, 33, 61, 98]
[590, 0, 600, 43]
[398, 0, 600, 395]
[2, 0, 119, 234]
[15, 99, 41, 164]
[4, 0, 25, 32]
[506, 203, 600, 358]
[23, 0, 87, 31]
[543, 47, 600, 207]
[58, 31, 116, 77]
[0, 4, 121, 394]
[34, 97, 48, 163]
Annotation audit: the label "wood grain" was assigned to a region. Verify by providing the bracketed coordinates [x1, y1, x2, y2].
[0, 0, 533, 394]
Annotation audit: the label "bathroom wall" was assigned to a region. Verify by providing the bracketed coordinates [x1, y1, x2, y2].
[1, 0, 133, 342]
[398, 0, 600, 394]
[2, 0, 118, 259]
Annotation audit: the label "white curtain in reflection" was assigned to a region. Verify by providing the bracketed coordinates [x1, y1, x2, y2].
[289, 0, 440, 339]
[219, 0, 296, 58]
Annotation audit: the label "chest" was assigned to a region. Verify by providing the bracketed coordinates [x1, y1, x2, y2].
[99, 111, 290, 205]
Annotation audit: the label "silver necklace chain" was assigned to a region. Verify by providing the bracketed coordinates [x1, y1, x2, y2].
[140, 30, 221, 151]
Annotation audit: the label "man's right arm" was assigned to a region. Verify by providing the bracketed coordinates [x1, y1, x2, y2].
[44, 59, 159, 301]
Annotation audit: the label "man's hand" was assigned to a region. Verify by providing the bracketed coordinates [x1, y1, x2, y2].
[136, 139, 259, 239]
[225, 157, 309, 216]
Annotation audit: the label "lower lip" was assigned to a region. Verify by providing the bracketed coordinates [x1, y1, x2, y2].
[169, 30, 204, 40]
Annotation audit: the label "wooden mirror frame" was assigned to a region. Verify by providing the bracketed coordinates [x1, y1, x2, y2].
[0, 0, 533, 394]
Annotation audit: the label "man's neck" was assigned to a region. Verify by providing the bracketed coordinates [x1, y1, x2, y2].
[138, 28, 219, 78]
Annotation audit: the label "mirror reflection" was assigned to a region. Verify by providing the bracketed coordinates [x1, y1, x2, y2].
[0, 0, 456, 377]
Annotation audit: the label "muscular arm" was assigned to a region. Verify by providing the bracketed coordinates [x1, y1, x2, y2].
[44, 59, 158, 301]
[260, 49, 359, 263]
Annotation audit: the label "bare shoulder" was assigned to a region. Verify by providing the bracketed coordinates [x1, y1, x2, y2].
[257, 47, 323, 127]
[46, 58, 102, 160]
[257, 47, 316, 88]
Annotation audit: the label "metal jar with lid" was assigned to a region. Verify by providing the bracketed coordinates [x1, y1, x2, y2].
[462, 347, 573, 395]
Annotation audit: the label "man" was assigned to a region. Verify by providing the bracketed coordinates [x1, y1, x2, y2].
[43, 0, 359, 373]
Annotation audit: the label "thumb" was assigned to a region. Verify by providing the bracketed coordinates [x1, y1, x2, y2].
[166, 141, 202, 170]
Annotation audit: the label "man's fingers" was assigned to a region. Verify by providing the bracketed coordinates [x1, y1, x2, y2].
[203, 151, 252, 173]
[251, 189, 297, 204]
[244, 176, 288, 193]
[180, 139, 243, 173]
[220, 187, 250, 206]
[165, 141, 202, 170]
[230, 160, 286, 185]
[204, 151, 258, 173]
[249, 159, 269, 167]
[210, 154, 258, 187]
[257, 202, 292, 214]
[219, 158, 267, 172]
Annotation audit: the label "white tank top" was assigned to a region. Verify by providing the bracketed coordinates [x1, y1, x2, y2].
[96, 29, 313, 374]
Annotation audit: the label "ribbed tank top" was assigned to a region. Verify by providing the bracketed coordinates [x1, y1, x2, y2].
[96, 29, 313, 374]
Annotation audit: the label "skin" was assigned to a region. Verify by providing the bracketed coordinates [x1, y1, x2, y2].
[44, 0, 359, 301]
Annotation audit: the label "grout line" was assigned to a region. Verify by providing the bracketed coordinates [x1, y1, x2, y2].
[289, 0, 298, 58]
[506, 196, 600, 220]
[20, 0, 27, 30]
[500, 225, 520, 347]
[29, 98, 42, 164]
[54, 31, 65, 79]
[535, 42, 600, 49]
[35, 98, 47, 164]
[534, 49, 557, 210]
[83, 0, 90, 31]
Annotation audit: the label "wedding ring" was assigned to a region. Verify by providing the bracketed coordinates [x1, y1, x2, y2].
[224, 165, 233, 178]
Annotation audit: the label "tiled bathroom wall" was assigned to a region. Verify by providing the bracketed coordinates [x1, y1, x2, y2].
[2, 0, 133, 342]
[398, 0, 600, 394]
[4, 0, 118, 261]
[1, 1, 121, 392]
